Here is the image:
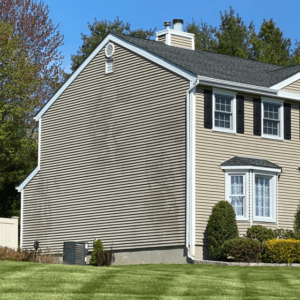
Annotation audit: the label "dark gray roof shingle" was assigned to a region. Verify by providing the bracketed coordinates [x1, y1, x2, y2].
[221, 156, 281, 169]
[113, 33, 299, 88]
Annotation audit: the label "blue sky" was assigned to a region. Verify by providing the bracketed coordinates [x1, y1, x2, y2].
[45, 0, 300, 73]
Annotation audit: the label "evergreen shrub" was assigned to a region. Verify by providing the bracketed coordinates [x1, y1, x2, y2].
[207, 201, 239, 260]
[221, 237, 263, 262]
[90, 239, 103, 266]
[245, 225, 274, 243]
[273, 229, 299, 240]
[294, 205, 300, 236]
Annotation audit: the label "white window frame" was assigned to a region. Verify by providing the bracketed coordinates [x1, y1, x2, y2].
[212, 88, 237, 134]
[105, 59, 114, 74]
[252, 170, 277, 223]
[261, 98, 284, 141]
[225, 170, 248, 221]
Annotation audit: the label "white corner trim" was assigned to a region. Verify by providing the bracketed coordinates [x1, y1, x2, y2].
[270, 72, 300, 90]
[16, 167, 39, 193]
[221, 165, 281, 174]
[186, 79, 198, 260]
[20, 190, 23, 249]
[38, 118, 42, 168]
[35, 34, 197, 121]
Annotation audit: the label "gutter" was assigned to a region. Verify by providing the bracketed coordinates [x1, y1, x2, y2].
[186, 78, 199, 261]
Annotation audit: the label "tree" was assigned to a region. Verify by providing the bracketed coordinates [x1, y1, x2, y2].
[0, 0, 65, 111]
[0, 21, 39, 217]
[251, 19, 291, 66]
[71, 17, 156, 71]
[213, 7, 254, 59]
[186, 20, 216, 51]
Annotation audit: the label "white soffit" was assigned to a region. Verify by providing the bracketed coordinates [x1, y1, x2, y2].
[270, 72, 300, 90]
[34, 34, 197, 121]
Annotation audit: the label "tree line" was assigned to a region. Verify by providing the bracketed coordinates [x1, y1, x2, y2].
[0, 3, 299, 218]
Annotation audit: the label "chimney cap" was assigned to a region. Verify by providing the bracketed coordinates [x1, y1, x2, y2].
[164, 21, 171, 29]
[173, 19, 184, 25]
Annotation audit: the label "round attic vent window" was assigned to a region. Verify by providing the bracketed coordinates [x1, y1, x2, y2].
[105, 43, 114, 58]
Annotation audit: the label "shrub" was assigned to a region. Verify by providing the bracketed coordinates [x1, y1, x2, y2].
[294, 205, 300, 236]
[96, 248, 114, 266]
[273, 229, 299, 240]
[221, 237, 263, 262]
[207, 201, 239, 260]
[265, 239, 300, 263]
[246, 225, 274, 243]
[90, 239, 103, 266]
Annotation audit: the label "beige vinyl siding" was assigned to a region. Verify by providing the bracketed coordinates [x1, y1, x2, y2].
[195, 86, 300, 247]
[22, 43, 189, 253]
[282, 79, 300, 93]
[157, 35, 166, 43]
[171, 35, 192, 49]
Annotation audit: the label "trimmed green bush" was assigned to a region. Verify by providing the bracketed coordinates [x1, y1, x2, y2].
[221, 237, 263, 262]
[245, 225, 274, 243]
[294, 205, 300, 237]
[207, 201, 239, 260]
[273, 229, 299, 240]
[90, 239, 103, 266]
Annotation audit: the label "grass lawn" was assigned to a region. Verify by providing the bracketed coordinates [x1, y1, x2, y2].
[0, 262, 300, 299]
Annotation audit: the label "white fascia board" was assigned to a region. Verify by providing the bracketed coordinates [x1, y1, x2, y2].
[35, 34, 196, 121]
[16, 166, 39, 192]
[277, 90, 300, 101]
[156, 29, 195, 39]
[270, 72, 300, 90]
[221, 165, 281, 173]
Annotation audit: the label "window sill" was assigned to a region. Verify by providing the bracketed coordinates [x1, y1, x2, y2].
[261, 135, 284, 141]
[253, 218, 276, 223]
[212, 129, 237, 135]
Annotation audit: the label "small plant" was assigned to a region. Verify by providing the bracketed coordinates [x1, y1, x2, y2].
[96, 248, 114, 266]
[273, 229, 299, 240]
[246, 225, 274, 243]
[90, 239, 103, 266]
[294, 205, 300, 236]
[207, 201, 239, 260]
[221, 237, 263, 262]
[265, 239, 300, 263]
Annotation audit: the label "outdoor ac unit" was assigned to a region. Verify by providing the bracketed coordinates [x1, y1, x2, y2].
[63, 242, 88, 265]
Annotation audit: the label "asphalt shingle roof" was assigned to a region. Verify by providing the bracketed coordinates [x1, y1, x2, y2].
[221, 156, 281, 169]
[114, 33, 300, 88]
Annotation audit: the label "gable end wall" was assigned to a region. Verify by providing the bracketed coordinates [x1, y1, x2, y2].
[22, 42, 189, 253]
[282, 79, 300, 93]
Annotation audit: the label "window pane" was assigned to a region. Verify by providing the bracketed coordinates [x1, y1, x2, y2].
[231, 175, 243, 195]
[215, 112, 231, 129]
[264, 102, 280, 120]
[255, 176, 270, 218]
[215, 93, 233, 113]
[263, 120, 279, 136]
[231, 196, 244, 216]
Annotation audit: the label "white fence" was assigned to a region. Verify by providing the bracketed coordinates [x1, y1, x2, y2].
[0, 217, 19, 250]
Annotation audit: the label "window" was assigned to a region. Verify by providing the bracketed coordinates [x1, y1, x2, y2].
[213, 89, 236, 133]
[106, 59, 114, 74]
[253, 172, 276, 222]
[225, 172, 248, 220]
[223, 165, 279, 223]
[261, 98, 283, 140]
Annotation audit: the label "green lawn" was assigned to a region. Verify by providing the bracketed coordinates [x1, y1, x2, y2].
[0, 261, 300, 300]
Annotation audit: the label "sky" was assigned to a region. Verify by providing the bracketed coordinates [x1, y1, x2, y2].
[45, 0, 300, 73]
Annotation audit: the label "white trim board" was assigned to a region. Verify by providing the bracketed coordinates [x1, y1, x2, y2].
[34, 33, 197, 121]
[156, 29, 195, 39]
[221, 165, 281, 173]
[270, 72, 300, 90]
[16, 167, 39, 192]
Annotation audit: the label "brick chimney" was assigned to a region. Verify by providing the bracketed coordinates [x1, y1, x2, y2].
[156, 19, 195, 50]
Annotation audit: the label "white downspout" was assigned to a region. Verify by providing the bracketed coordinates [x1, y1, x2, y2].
[186, 78, 199, 261]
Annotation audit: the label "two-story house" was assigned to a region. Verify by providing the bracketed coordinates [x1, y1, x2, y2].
[17, 19, 300, 264]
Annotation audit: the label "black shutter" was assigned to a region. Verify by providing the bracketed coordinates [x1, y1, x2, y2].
[236, 95, 244, 134]
[284, 103, 291, 140]
[253, 98, 261, 136]
[204, 89, 213, 129]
